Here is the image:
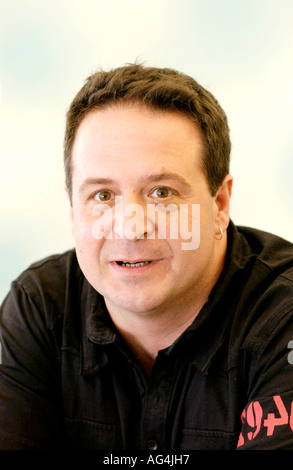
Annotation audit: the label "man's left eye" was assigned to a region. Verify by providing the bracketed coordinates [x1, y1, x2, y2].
[150, 187, 173, 199]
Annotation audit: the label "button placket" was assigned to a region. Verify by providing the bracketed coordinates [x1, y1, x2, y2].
[147, 439, 158, 450]
[140, 353, 180, 450]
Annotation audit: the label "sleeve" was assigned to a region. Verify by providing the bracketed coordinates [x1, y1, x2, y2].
[0, 281, 64, 449]
[237, 307, 293, 450]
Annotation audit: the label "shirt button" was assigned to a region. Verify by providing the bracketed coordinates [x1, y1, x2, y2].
[147, 439, 158, 450]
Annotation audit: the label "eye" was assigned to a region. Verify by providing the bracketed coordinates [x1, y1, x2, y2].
[94, 190, 113, 202]
[149, 187, 174, 199]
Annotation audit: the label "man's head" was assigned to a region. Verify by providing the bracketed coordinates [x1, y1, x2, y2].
[65, 64, 233, 319]
[64, 63, 231, 199]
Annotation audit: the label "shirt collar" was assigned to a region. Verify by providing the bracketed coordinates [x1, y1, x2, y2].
[184, 220, 256, 373]
[79, 282, 117, 376]
[80, 220, 255, 376]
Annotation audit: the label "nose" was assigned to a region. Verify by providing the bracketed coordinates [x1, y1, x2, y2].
[113, 197, 155, 241]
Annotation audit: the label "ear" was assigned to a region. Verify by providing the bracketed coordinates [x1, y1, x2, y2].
[213, 174, 233, 232]
[64, 186, 74, 224]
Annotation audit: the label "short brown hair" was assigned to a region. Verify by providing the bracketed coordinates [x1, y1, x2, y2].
[64, 63, 231, 197]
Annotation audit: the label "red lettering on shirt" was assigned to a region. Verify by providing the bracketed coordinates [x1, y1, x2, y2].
[237, 395, 293, 448]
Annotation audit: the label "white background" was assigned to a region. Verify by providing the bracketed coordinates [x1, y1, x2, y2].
[1, 0, 293, 302]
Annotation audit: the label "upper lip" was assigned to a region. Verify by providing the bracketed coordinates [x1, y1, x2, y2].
[114, 259, 154, 263]
[111, 257, 163, 263]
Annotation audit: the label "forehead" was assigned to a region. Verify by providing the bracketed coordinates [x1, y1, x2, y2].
[71, 104, 204, 180]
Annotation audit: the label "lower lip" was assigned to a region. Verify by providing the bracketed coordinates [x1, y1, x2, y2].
[110, 260, 162, 274]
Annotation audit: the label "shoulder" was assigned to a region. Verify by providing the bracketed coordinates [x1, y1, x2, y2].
[1, 249, 84, 328]
[231, 225, 293, 306]
[236, 225, 293, 280]
[232, 225, 293, 355]
[16, 249, 81, 294]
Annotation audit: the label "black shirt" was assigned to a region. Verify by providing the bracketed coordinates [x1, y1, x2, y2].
[1, 221, 293, 450]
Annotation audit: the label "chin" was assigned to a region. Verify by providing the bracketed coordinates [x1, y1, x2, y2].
[92, 274, 172, 315]
[104, 289, 165, 315]
[115, 298, 158, 315]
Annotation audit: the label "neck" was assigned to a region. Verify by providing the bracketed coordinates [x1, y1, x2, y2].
[105, 297, 204, 376]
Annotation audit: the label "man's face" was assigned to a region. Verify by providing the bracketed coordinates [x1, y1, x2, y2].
[70, 105, 227, 316]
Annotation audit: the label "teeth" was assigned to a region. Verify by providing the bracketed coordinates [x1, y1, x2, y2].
[118, 261, 151, 267]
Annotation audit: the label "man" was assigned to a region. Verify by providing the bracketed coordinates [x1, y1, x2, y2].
[1, 63, 293, 450]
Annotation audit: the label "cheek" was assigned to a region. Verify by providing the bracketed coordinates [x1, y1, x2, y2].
[72, 211, 101, 254]
[199, 198, 217, 238]
[73, 220, 105, 285]
[72, 218, 89, 243]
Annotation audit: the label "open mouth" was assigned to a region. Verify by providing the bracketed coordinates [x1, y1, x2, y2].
[116, 261, 152, 268]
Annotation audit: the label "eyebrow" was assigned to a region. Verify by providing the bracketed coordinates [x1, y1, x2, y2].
[146, 172, 191, 187]
[79, 177, 115, 193]
[78, 172, 192, 193]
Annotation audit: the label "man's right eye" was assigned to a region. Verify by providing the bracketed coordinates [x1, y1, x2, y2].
[94, 190, 112, 202]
